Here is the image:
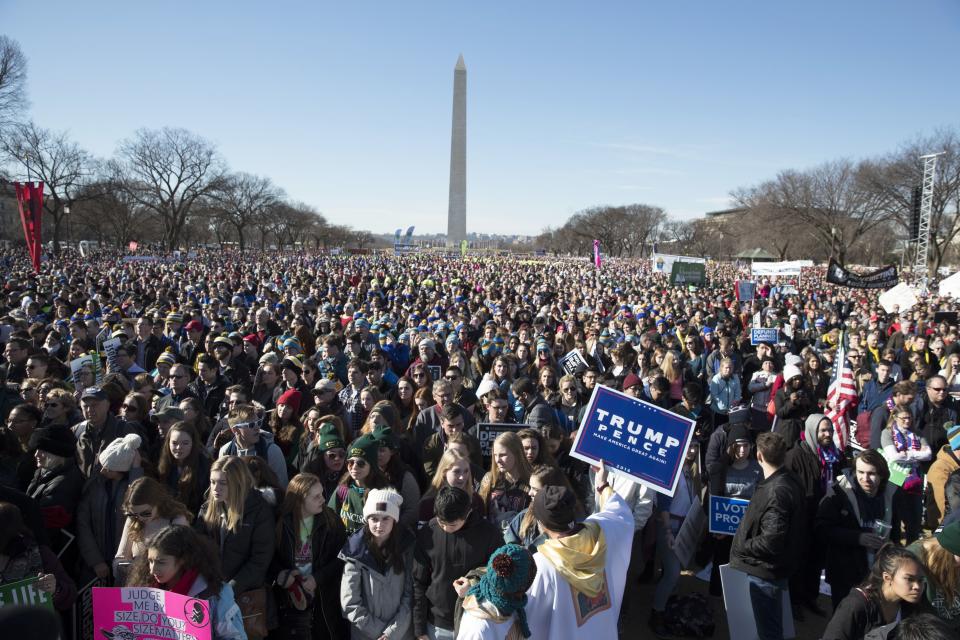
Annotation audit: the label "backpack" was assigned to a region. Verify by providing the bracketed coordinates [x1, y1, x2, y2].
[663, 592, 715, 638]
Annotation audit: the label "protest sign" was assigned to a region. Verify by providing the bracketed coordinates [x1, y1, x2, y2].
[0, 576, 54, 609]
[826, 259, 898, 289]
[720, 564, 795, 639]
[750, 327, 779, 345]
[669, 261, 706, 286]
[93, 587, 211, 640]
[427, 365, 442, 381]
[559, 349, 588, 375]
[751, 260, 812, 277]
[878, 283, 919, 314]
[474, 423, 523, 459]
[709, 495, 750, 535]
[570, 385, 695, 497]
[652, 253, 706, 275]
[103, 337, 122, 372]
[736, 280, 756, 301]
[71, 354, 95, 388]
[939, 271, 960, 299]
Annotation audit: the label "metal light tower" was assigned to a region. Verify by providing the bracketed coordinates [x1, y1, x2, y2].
[913, 151, 945, 290]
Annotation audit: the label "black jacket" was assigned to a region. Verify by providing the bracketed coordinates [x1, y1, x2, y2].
[271, 508, 348, 638]
[821, 588, 889, 640]
[412, 509, 503, 635]
[197, 489, 275, 594]
[815, 471, 898, 599]
[26, 458, 84, 531]
[729, 467, 806, 581]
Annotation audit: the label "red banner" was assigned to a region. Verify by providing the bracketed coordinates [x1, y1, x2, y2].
[14, 181, 44, 273]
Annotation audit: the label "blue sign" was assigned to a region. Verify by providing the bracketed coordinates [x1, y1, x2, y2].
[708, 495, 750, 535]
[569, 386, 695, 497]
[750, 327, 779, 346]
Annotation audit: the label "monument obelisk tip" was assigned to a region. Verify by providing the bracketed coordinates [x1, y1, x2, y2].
[447, 54, 467, 247]
[455, 54, 466, 71]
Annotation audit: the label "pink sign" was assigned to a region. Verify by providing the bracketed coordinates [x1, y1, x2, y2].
[93, 587, 212, 640]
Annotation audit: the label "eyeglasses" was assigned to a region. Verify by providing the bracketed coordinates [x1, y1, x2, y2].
[896, 415, 913, 421]
[346, 459, 367, 468]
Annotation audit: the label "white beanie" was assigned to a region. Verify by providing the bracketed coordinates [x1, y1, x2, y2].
[476, 377, 499, 399]
[784, 353, 802, 367]
[783, 364, 803, 382]
[363, 488, 403, 523]
[98, 433, 142, 472]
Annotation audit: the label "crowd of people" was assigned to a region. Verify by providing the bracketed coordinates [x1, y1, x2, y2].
[1, 246, 959, 640]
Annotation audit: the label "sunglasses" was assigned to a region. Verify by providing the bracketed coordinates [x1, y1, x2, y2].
[347, 458, 368, 468]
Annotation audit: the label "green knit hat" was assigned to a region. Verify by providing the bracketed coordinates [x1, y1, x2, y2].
[935, 521, 960, 556]
[467, 544, 537, 638]
[317, 423, 345, 452]
[370, 425, 398, 450]
[347, 434, 379, 467]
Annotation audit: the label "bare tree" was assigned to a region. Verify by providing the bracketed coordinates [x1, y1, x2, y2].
[1, 121, 96, 253]
[208, 172, 283, 251]
[72, 178, 157, 247]
[0, 36, 28, 128]
[859, 129, 960, 272]
[113, 127, 225, 250]
[735, 160, 890, 263]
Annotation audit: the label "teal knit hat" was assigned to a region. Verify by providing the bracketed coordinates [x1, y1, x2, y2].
[467, 544, 537, 638]
[948, 423, 960, 451]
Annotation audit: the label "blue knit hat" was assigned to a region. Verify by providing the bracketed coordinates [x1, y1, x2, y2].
[467, 544, 537, 638]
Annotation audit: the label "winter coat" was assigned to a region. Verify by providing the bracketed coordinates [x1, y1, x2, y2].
[339, 526, 417, 640]
[773, 386, 814, 447]
[412, 509, 504, 635]
[271, 509, 348, 639]
[815, 471, 898, 599]
[729, 467, 806, 581]
[197, 489, 276, 595]
[26, 458, 84, 534]
[784, 414, 847, 507]
[76, 467, 144, 577]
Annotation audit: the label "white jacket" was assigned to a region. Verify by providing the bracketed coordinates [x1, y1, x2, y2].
[584, 468, 653, 531]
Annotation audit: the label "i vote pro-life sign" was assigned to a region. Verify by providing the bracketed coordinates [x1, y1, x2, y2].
[709, 495, 751, 535]
[570, 385, 695, 497]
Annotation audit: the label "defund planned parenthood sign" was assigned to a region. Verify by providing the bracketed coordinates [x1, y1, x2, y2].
[570, 385, 695, 497]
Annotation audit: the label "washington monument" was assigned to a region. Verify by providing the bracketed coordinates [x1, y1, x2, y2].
[446, 54, 467, 246]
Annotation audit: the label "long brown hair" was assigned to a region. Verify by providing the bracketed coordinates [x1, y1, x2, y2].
[202, 456, 254, 534]
[157, 422, 205, 510]
[276, 473, 340, 546]
[479, 431, 532, 505]
[122, 477, 192, 542]
[126, 525, 223, 593]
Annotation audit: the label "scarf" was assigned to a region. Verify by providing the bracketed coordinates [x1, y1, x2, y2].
[892, 427, 920, 452]
[536, 521, 607, 598]
[162, 567, 199, 596]
[817, 445, 841, 493]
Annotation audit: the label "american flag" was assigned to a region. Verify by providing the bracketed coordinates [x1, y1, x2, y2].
[825, 330, 858, 449]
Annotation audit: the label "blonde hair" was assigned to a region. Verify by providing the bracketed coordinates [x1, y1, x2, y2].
[430, 449, 474, 495]
[919, 536, 959, 603]
[45, 388, 76, 412]
[660, 351, 682, 384]
[202, 456, 254, 534]
[479, 431, 532, 505]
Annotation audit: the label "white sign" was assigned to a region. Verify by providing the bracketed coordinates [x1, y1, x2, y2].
[878, 282, 919, 314]
[651, 253, 706, 274]
[938, 271, 960, 299]
[720, 564, 795, 640]
[751, 260, 814, 277]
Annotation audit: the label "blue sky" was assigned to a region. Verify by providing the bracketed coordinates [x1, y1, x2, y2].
[3, 1, 959, 235]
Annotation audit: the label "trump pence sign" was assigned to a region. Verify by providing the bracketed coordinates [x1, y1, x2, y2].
[570, 385, 695, 497]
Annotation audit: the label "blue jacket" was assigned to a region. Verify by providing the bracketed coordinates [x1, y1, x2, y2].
[858, 378, 895, 413]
